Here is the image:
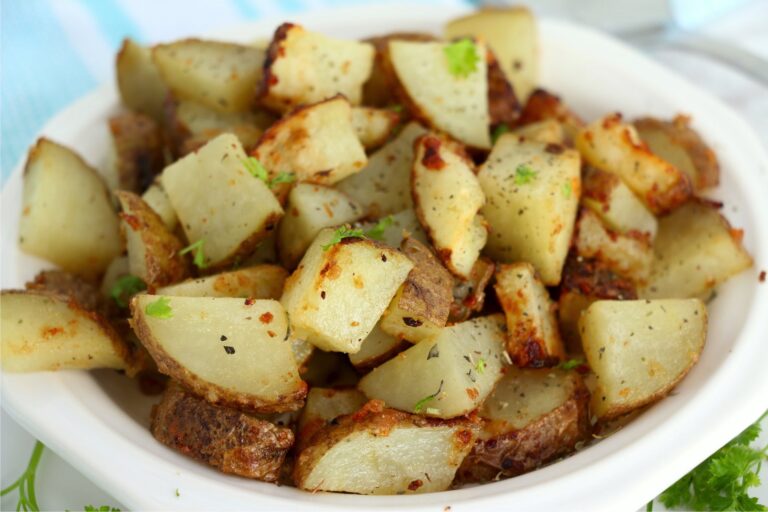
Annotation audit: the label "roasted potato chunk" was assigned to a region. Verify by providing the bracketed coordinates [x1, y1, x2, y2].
[580, 299, 707, 420]
[518, 89, 584, 144]
[458, 368, 590, 482]
[157, 264, 287, 299]
[348, 324, 406, 371]
[19, 138, 123, 278]
[131, 295, 306, 413]
[495, 262, 566, 367]
[297, 387, 367, 449]
[116, 38, 167, 121]
[106, 112, 164, 193]
[141, 183, 178, 232]
[412, 134, 488, 278]
[294, 401, 478, 494]
[352, 107, 401, 150]
[151, 383, 293, 481]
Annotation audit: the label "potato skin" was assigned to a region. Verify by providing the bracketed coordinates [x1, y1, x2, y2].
[487, 48, 519, 129]
[26, 270, 110, 317]
[457, 379, 590, 482]
[109, 112, 165, 193]
[151, 383, 294, 481]
[518, 88, 584, 143]
[449, 257, 495, 323]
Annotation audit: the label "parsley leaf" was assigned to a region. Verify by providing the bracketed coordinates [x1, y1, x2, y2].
[179, 239, 206, 269]
[241, 156, 268, 182]
[269, 171, 296, 187]
[443, 39, 479, 78]
[491, 124, 510, 144]
[110, 275, 147, 308]
[322, 225, 366, 250]
[562, 181, 573, 198]
[413, 380, 444, 413]
[476, 358, 486, 374]
[145, 297, 173, 319]
[559, 358, 585, 370]
[365, 215, 394, 241]
[514, 164, 538, 185]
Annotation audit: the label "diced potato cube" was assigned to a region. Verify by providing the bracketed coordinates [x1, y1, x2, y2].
[518, 89, 584, 144]
[641, 201, 753, 299]
[116, 38, 167, 121]
[141, 183, 178, 232]
[348, 324, 406, 370]
[511, 119, 564, 145]
[19, 138, 122, 277]
[579, 299, 707, 420]
[412, 134, 488, 278]
[280, 228, 413, 353]
[260, 23, 374, 112]
[157, 264, 287, 299]
[358, 315, 507, 418]
[277, 183, 364, 269]
[495, 263, 565, 367]
[478, 135, 580, 284]
[352, 107, 400, 150]
[160, 134, 283, 268]
[297, 387, 367, 448]
[131, 295, 306, 413]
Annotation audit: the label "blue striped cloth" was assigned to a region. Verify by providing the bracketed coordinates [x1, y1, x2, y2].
[1, 0, 465, 183]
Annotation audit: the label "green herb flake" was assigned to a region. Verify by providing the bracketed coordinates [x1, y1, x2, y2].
[269, 171, 296, 187]
[322, 225, 366, 251]
[413, 380, 444, 413]
[443, 38, 479, 78]
[110, 275, 147, 308]
[175, 489, 180, 498]
[475, 358, 486, 374]
[365, 215, 394, 241]
[491, 124, 510, 144]
[559, 358, 585, 371]
[179, 239, 207, 269]
[241, 156, 268, 182]
[562, 181, 573, 199]
[514, 164, 538, 185]
[145, 297, 173, 319]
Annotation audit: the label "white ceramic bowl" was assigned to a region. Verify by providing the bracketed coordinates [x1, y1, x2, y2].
[2, 4, 768, 511]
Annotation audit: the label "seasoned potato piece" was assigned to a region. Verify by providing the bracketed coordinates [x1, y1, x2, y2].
[641, 201, 753, 299]
[511, 119, 564, 145]
[458, 368, 590, 482]
[297, 387, 367, 449]
[141, 183, 178, 232]
[1, 290, 131, 372]
[131, 295, 305, 413]
[581, 166, 657, 240]
[161, 134, 283, 268]
[151, 383, 293, 481]
[634, 115, 719, 191]
[280, 229, 413, 353]
[277, 184, 364, 269]
[349, 324, 406, 370]
[105, 112, 164, 194]
[486, 48, 520, 128]
[478, 135, 580, 285]
[352, 107, 400, 150]
[27, 270, 109, 316]
[252, 96, 367, 192]
[449, 257, 495, 323]
[116, 191, 188, 289]
[389, 40, 491, 149]
[336, 123, 427, 218]
[359, 315, 507, 418]
[294, 401, 478, 494]
[495, 263, 566, 367]
[19, 138, 122, 278]
[580, 299, 707, 420]
[260, 23, 374, 112]
[575, 209, 653, 284]
[153, 39, 264, 113]
[412, 134, 488, 278]
[575, 114, 691, 214]
[518, 89, 584, 144]
[445, 7, 537, 102]
[116, 38, 167, 121]
[381, 238, 453, 343]
[157, 264, 287, 299]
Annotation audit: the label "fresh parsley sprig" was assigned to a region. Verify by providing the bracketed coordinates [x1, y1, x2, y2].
[514, 164, 538, 185]
[145, 297, 173, 319]
[558, 358, 585, 370]
[179, 239, 206, 269]
[321, 216, 394, 251]
[241, 157, 295, 189]
[491, 124, 510, 144]
[443, 38, 479, 78]
[413, 380, 444, 413]
[109, 275, 146, 308]
[1, 441, 43, 511]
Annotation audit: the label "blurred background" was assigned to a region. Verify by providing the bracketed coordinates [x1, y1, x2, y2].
[1, 0, 767, 510]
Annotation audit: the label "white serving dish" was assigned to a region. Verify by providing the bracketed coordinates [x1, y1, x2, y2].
[2, 4, 768, 511]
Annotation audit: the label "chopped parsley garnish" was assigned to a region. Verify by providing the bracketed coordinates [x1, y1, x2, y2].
[476, 358, 486, 374]
[443, 38, 479, 78]
[145, 297, 173, 319]
[321, 216, 395, 250]
[492, 124, 510, 144]
[365, 215, 394, 241]
[269, 171, 296, 187]
[180, 239, 206, 269]
[514, 164, 538, 185]
[559, 358, 585, 370]
[110, 275, 147, 308]
[562, 181, 573, 198]
[413, 380, 444, 413]
[241, 156, 268, 181]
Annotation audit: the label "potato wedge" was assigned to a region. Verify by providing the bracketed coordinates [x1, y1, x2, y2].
[389, 40, 491, 149]
[141, 183, 178, 232]
[252, 96, 367, 192]
[297, 387, 367, 449]
[518, 89, 584, 144]
[412, 134, 488, 278]
[294, 401, 478, 494]
[116, 191, 189, 289]
[19, 138, 122, 278]
[280, 228, 413, 353]
[380, 238, 454, 343]
[478, 135, 580, 285]
[153, 39, 265, 113]
[336, 122, 427, 218]
[151, 383, 293, 481]
[511, 119, 564, 145]
[634, 115, 719, 191]
[449, 257, 495, 323]
[352, 107, 400, 150]
[348, 324, 407, 371]
[641, 200, 753, 299]
[495, 263, 566, 367]
[131, 295, 306, 413]
[580, 299, 707, 420]
[116, 38, 167, 121]
[157, 264, 287, 300]
[106, 112, 165, 193]
[277, 183, 364, 269]
[1, 290, 131, 372]
[458, 368, 590, 482]
[358, 315, 507, 419]
[575, 114, 691, 214]
[160, 134, 283, 268]
[445, 7, 538, 102]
